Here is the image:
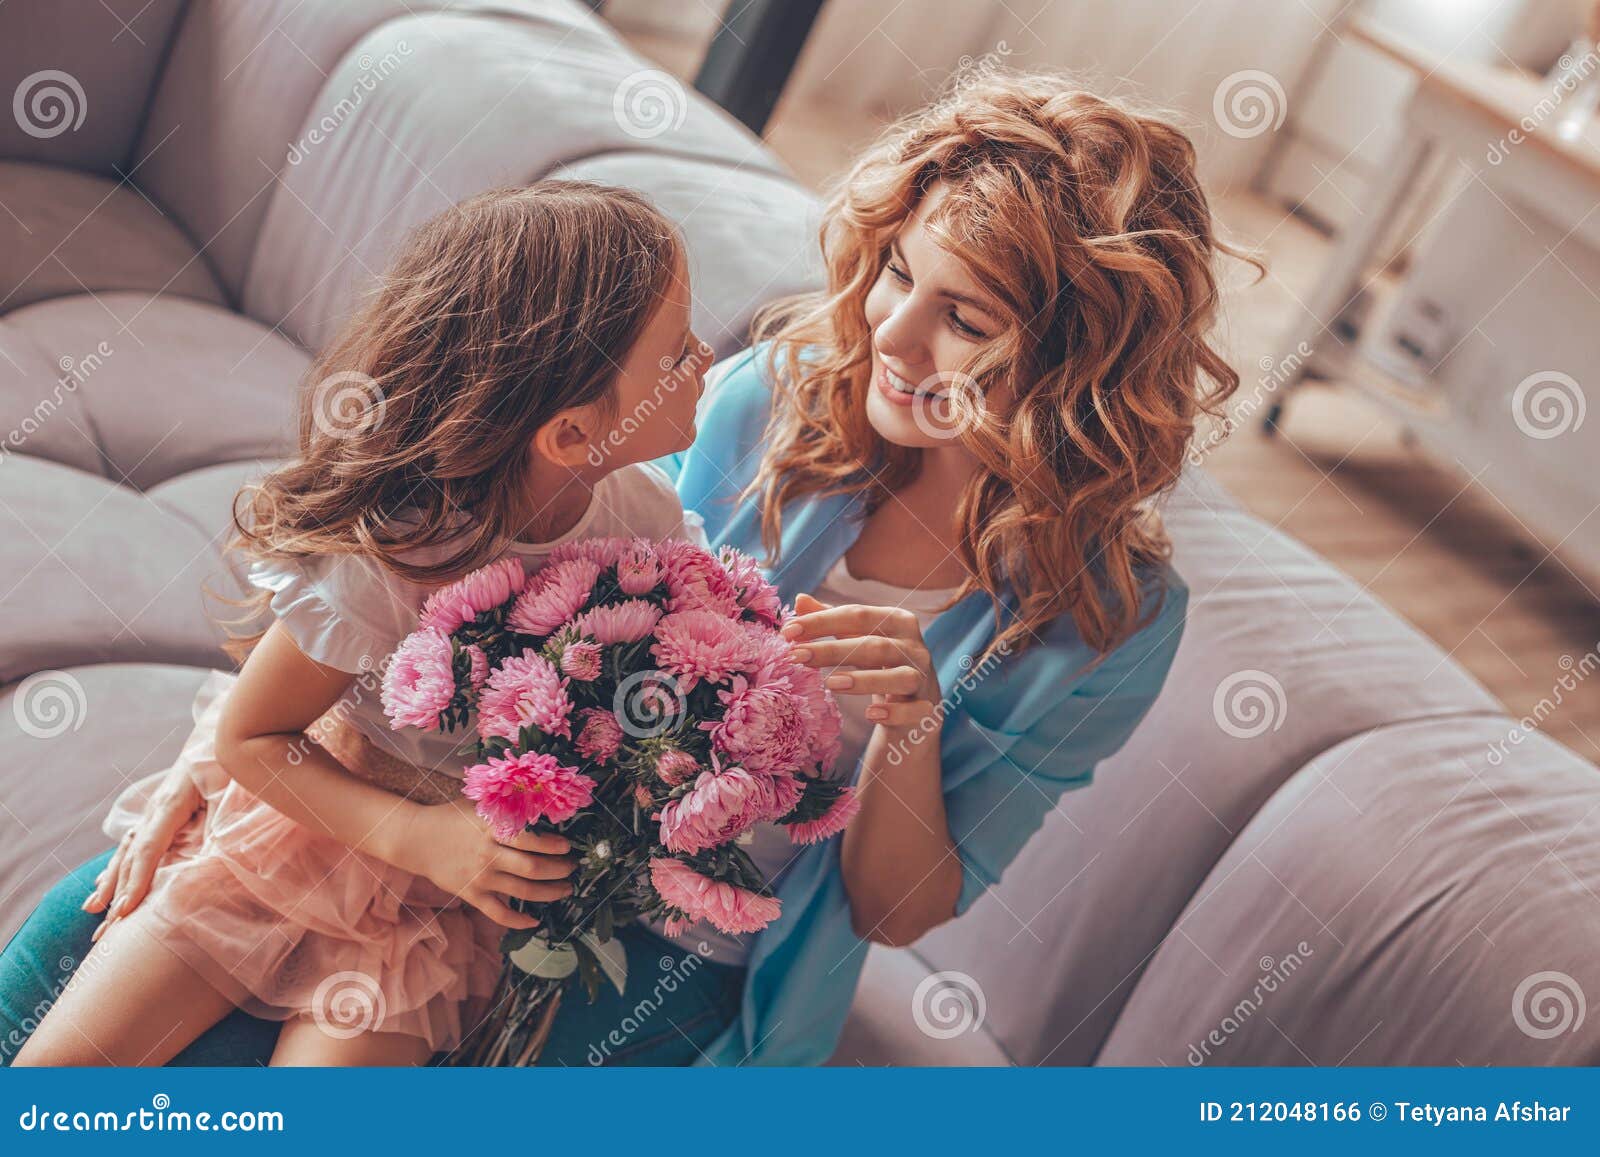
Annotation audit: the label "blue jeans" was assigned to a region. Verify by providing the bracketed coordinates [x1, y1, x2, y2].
[0, 850, 744, 1066]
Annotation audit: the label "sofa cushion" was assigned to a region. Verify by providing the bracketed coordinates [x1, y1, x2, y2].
[829, 946, 1011, 1067]
[0, 311, 105, 478]
[0, 1, 187, 176]
[0, 162, 226, 317]
[242, 9, 784, 350]
[1097, 716, 1600, 1065]
[0, 293, 306, 489]
[147, 459, 282, 587]
[908, 467, 1503, 1066]
[0, 456, 237, 684]
[0, 664, 211, 944]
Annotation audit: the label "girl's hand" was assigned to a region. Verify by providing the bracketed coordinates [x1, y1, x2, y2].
[393, 797, 576, 930]
[784, 593, 943, 731]
[85, 764, 204, 942]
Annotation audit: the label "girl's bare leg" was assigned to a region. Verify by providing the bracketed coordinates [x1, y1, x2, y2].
[269, 1016, 433, 1066]
[12, 908, 238, 1067]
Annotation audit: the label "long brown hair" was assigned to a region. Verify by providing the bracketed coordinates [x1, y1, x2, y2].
[218, 181, 682, 663]
[752, 72, 1257, 662]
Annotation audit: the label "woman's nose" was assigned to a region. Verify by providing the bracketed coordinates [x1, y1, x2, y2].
[874, 299, 925, 366]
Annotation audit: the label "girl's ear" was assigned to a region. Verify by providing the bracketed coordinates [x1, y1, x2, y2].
[531, 405, 603, 468]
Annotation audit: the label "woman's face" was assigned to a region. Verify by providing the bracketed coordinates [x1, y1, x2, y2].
[862, 184, 1006, 449]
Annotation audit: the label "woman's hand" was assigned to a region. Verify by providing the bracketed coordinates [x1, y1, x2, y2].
[84, 764, 204, 942]
[784, 593, 943, 731]
[389, 798, 577, 930]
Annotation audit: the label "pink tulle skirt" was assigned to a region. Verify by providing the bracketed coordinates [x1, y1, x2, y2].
[104, 669, 503, 1053]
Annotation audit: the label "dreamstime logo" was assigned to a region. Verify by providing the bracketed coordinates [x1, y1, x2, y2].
[1488, 46, 1600, 164]
[12, 670, 88, 739]
[311, 370, 386, 440]
[286, 42, 413, 165]
[912, 970, 986, 1039]
[1485, 642, 1597, 767]
[311, 970, 386, 1039]
[1188, 342, 1311, 465]
[1187, 941, 1314, 1064]
[1510, 371, 1585, 439]
[587, 347, 709, 467]
[902, 369, 987, 443]
[883, 642, 1012, 765]
[612, 670, 687, 739]
[1512, 970, 1586, 1040]
[1, 340, 113, 467]
[612, 69, 687, 140]
[584, 943, 711, 1066]
[13, 70, 87, 139]
[1212, 669, 1287, 739]
[1212, 70, 1287, 139]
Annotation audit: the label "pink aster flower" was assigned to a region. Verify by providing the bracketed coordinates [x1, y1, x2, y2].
[654, 748, 699, 786]
[462, 751, 595, 840]
[559, 639, 602, 681]
[657, 764, 773, 854]
[572, 599, 662, 645]
[466, 644, 490, 690]
[659, 540, 743, 617]
[547, 536, 629, 568]
[786, 786, 861, 845]
[649, 857, 781, 935]
[507, 558, 601, 637]
[704, 675, 809, 775]
[477, 649, 573, 743]
[748, 631, 843, 774]
[650, 610, 759, 692]
[381, 627, 457, 731]
[633, 782, 655, 810]
[574, 707, 624, 763]
[717, 546, 782, 628]
[616, 540, 663, 596]
[419, 556, 525, 634]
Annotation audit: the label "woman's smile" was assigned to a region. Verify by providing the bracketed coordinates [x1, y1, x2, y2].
[873, 356, 948, 407]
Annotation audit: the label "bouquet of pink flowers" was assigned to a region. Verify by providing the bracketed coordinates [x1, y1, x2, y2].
[379, 536, 855, 1065]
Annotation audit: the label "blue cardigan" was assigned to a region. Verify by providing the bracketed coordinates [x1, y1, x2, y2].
[653, 346, 1188, 1065]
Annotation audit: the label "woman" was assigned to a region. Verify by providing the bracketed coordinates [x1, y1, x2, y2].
[0, 72, 1242, 1066]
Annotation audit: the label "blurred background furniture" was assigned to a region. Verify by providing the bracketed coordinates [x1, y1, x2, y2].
[2, 0, 1598, 1066]
[1265, 17, 1600, 588]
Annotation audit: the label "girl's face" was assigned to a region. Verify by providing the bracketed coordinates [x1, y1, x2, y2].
[594, 257, 712, 467]
[862, 184, 1006, 449]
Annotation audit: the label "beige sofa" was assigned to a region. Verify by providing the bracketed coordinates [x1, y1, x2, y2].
[4, 0, 1598, 1066]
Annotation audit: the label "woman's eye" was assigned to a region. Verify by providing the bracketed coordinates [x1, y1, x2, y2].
[949, 312, 986, 340]
[886, 262, 911, 286]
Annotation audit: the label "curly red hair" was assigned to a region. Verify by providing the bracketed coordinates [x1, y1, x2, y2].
[751, 73, 1258, 661]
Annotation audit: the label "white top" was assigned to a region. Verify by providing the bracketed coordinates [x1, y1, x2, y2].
[643, 552, 960, 964]
[244, 462, 701, 777]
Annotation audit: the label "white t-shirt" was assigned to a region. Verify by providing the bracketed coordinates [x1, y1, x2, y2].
[642, 552, 960, 964]
[244, 462, 701, 777]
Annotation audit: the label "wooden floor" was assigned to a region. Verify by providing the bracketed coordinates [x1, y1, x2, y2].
[625, 32, 1600, 763]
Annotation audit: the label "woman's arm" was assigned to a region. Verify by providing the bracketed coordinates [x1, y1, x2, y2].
[784, 595, 961, 946]
[842, 720, 962, 946]
[210, 621, 574, 929]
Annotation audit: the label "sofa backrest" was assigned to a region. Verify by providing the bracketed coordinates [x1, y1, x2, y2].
[0, 0, 187, 175]
[4, 0, 812, 349]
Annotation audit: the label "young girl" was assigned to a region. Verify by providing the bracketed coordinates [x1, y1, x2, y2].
[15, 182, 714, 1066]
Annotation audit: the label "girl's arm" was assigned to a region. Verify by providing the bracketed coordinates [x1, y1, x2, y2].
[785, 595, 962, 946]
[210, 621, 575, 929]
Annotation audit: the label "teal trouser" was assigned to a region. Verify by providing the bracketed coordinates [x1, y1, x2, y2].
[0, 849, 744, 1067]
